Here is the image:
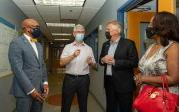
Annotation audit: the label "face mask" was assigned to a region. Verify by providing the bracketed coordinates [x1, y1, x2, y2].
[31, 27, 41, 38]
[145, 27, 156, 39]
[75, 33, 84, 42]
[105, 31, 111, 40]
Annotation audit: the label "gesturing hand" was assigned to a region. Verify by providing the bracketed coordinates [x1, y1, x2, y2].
[73, 49, 80, 57]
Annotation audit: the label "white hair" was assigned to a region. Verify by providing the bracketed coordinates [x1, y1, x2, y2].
[106, 20, 122, 33]
[73, 24, 85, 32]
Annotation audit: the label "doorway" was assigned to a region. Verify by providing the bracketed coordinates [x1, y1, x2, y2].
[117, 0, 157, 55]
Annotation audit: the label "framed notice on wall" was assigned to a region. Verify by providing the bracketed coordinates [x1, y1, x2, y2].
[0, 17, 18, 77]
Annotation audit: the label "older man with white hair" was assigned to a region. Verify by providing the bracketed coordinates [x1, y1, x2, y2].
[60, 24, 96, 112]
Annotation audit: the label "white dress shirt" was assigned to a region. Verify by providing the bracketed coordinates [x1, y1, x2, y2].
[24, 34, 38, 58]
[61, 42, 96, 75]
[106, 38, 120, 76]
[24, 34, 48, 95]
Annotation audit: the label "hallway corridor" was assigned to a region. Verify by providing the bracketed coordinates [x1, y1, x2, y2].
[42, 69, 104, 112]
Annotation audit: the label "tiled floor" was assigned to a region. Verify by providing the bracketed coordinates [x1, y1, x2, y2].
[43, 71, 104, 112]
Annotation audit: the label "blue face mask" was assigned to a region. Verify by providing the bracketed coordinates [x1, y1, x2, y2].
[31, 27, 41, 38]
[75, 33, 84, 42]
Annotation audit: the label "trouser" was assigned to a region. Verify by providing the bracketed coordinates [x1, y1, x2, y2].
[15, 96, 43, 112]
[105, 76, 133, 112]
[61, 74, 90, 112]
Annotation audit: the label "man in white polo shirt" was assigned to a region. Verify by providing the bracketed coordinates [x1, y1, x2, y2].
[60, 24, 96, 112]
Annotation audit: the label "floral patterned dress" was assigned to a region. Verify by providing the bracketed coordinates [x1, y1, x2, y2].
[139, 41, 179, 94]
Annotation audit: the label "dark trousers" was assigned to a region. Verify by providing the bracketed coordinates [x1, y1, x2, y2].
[61, 74, 90, 112]
[16, 96, 43, 112]
[105, 76, 133, 112]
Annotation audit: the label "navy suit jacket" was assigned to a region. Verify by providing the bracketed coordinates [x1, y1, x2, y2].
[99, 38, 139, 93]
[8, 35, 48, 97]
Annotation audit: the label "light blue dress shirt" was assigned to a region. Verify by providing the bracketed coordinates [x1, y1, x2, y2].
[106, 38, 120, 75]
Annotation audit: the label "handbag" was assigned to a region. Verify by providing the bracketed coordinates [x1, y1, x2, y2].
[133, 75, 178, 112]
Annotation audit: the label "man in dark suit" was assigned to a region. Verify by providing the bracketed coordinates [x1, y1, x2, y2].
[99, 20, 138, 112]
[8, 19, 49, 112]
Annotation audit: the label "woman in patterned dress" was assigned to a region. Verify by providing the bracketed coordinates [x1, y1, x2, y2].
[135, 11, 179, 111]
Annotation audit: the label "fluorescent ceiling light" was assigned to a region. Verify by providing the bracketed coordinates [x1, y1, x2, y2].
[34, 0, 85, 6]
[54, 38, 70, 40]
[47, 23, 75, 27]
[52, 33, 71, 36]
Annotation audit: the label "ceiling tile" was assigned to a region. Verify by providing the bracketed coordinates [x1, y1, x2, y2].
[60, 6, 82, 20]
[79, 8, 98, 26]
[84, 0, 106, 8]
[15, 5, 36, 12]
[37, 5, 60, 23]
[43, 17, 60, 23]
[16, 5, 41, 18]
[36, 5, 59, 14]
[12, 0, 34, 5]
[41, 13, 60, 19]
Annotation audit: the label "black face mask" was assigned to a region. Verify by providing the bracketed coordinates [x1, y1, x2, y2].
[145, 27, 156, 39]
[105, 31, 111, 40]
[31, 27, 41, 38]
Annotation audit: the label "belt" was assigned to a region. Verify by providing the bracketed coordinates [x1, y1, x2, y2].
[66, 73, 88, 77]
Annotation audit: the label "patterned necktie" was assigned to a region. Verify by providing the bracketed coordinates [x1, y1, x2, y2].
[30, 38, 37, 42]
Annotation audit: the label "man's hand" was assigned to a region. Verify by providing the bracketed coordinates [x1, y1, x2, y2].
[101, 55, 115, 65]
[73, 49, 80, 57]
[31, 90, 44, 103]
[42, 84, 49, 98]
[87, 56, 97, 70]
[87, 56, 93, 65]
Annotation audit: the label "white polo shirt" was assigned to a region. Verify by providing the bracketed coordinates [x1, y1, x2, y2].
[61, 42, 96, 75]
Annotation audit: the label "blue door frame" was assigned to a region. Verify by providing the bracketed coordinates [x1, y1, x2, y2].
[117, 0, 141, 38]
[117, 0, 134, 27]
[117, 0, 153, 29]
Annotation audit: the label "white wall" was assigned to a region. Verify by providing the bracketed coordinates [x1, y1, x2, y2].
[0, 0, 26, 111]
[0, 0, 26, 30]
[86, 0, 127, 110]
